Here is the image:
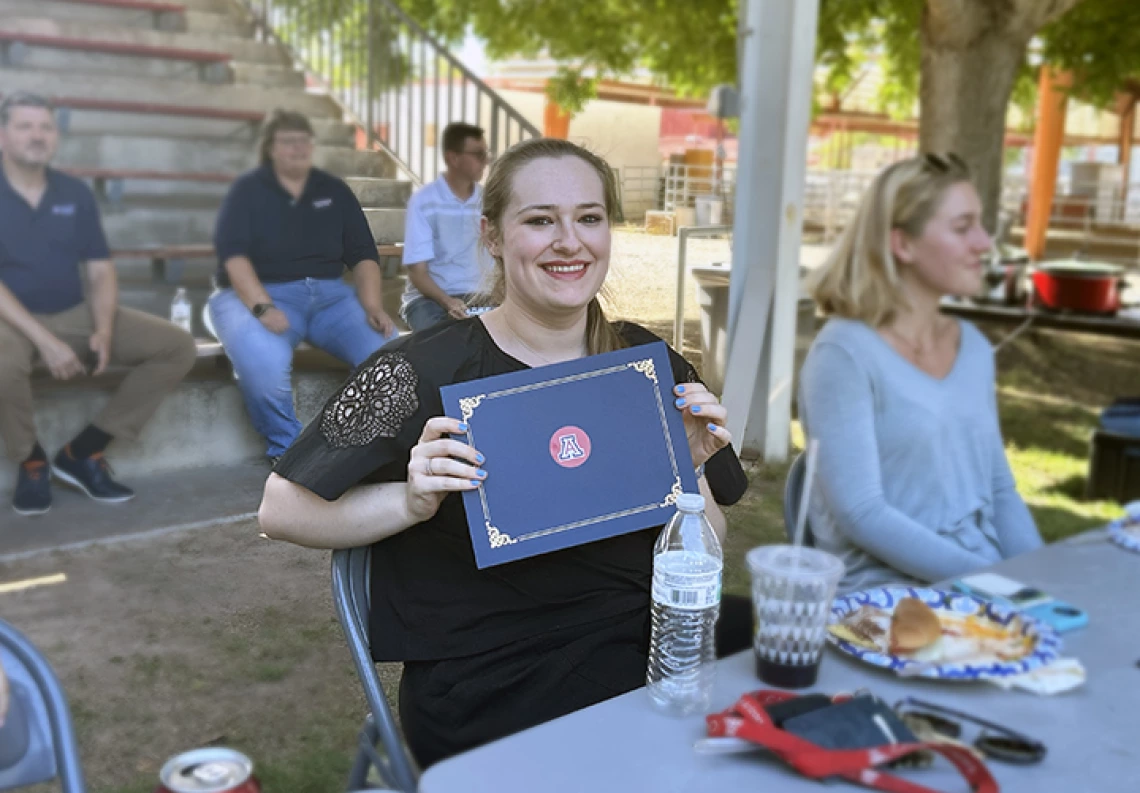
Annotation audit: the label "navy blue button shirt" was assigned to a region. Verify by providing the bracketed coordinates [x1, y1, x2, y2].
[0, 167, 110, 314]
[214, 165, 377, 287]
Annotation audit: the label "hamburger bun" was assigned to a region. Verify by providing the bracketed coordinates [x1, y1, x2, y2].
[890, 597, 943, 654]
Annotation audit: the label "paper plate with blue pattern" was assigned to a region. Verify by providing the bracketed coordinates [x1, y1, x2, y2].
[828, 586, 1062, 680]
[1108, 514, 1140, 554]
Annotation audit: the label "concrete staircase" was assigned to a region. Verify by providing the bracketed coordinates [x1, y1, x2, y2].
[0, 0, 410, 299]
[0, 0, 416, 509]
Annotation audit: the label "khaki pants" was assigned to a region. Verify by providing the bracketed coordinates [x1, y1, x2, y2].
[0, 304, 197, 462]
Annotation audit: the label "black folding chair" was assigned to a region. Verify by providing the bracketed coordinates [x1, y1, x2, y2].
[331, 547, 419, 793]
[782, 451, 815, 547]
[0, 618, 86, 793]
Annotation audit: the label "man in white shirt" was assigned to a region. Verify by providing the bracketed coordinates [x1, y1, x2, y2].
[401, 123, 491, 331]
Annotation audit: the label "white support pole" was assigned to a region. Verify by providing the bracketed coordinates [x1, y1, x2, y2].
[723, 0, 819, 461]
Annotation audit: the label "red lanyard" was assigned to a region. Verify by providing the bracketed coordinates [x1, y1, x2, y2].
[706, 691, 999, 793]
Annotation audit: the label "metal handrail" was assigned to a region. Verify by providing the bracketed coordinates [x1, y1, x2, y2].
[241, 0, 541, 186]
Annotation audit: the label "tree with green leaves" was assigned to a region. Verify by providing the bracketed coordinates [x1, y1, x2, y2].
[405, 0, 1140, 227]
[289, 0, 1140, 227]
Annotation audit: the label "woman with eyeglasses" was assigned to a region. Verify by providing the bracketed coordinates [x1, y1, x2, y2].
[798, 154, 1042, 595]
[208, 109, 400, 465]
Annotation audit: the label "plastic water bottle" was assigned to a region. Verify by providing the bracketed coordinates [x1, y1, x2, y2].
[170, 287, 192, 334]
[647, 492, 723, 715]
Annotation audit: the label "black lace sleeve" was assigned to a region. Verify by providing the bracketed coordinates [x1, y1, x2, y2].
[274, 349, 425, 501]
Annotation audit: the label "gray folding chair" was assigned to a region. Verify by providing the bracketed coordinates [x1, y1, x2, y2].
[782, 451, 815, 547]
[0, 619, 86, 793]
[331, 547, 419, 793]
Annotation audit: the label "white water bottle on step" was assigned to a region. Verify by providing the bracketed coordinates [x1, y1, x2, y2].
[170, 287, 192, 334]
[647, 492, 723, 715]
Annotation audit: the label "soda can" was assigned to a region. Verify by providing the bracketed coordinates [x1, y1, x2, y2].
[155, 747, 261, 793]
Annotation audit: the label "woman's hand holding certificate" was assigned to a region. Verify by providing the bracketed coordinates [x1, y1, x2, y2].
[674, 382, 732, 469]
[405, 417, 487, 524]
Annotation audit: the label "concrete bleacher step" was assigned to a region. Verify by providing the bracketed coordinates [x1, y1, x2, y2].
[0, 358, 349, 493]
[58, 109, 355, 146]
[0, 0, 186, 32]
[345, 177, 413, 208]
[0, 65, 339, 118]
[364, 207, 407, 245]
[101, 204, 218, 247]
[57, 133, 256, 174]
[0, 12, 287, 65]
[231, 60, 305, 88]
[99, 202, 405, 250]
[0, 41, 294, 88]
[91, 178, 233, 201]
[182, 9, 252, 38]
[4, 44, 236, 85]
[89, 176, 411, 217]
[168, 0, 241, 13]
[314, 146, 396, 179]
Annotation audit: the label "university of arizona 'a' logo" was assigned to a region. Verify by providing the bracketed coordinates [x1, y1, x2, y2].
[558, 434, 586, 461]
[549, 426, 591, 469]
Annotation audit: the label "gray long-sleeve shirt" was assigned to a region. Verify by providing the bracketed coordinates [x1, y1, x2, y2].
[798, 317, 1043, 594]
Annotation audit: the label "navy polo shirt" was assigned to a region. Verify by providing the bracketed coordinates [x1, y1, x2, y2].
[214, 165, 377, 287]
[0, 167, 110, 314]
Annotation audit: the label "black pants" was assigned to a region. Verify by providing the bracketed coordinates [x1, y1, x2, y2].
[400, 595, 753, 769]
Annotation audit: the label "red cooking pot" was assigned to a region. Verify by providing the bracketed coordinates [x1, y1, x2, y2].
[1031, 261, 1125, 314]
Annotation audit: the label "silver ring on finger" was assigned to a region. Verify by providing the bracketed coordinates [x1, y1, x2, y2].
[427, 458, 435, 476]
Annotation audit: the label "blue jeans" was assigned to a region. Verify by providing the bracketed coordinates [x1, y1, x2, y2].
[208, 278, 397, 457]
[403, 293, 482, 332]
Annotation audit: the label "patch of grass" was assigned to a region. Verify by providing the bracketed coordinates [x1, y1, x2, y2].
[101, 744, 356, 793]
[722, 457, 795, 598]
[987, 324, 1135, 541]
[252, 662, 292, 683]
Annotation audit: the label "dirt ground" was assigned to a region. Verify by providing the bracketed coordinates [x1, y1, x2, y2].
[4, 228, 1133, 791]
[0, 229, 734, 793]
[3, 524, 369, 792]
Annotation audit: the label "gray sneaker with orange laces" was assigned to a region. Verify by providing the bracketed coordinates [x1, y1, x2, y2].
[52, 447, 135, 504]
[12, 459, 52, 516]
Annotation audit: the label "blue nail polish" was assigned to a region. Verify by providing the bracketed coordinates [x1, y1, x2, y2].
[691, 405, 701, 414]
[676, 385, 686, 394]
[708, 424, 719, 432]
[476, 452, 485, 464]
[471, 480, 481, 487]
[458, 422, 469, 432]
[477, 469, 487, 478]
[675, 397, 686, 408]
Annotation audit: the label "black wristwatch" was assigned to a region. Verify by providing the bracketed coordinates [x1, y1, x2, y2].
[252, 302, 274, 318]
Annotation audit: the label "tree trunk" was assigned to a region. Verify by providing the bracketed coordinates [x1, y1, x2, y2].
[919, 0, 1087, 231]
[920, 22, 1029, 231]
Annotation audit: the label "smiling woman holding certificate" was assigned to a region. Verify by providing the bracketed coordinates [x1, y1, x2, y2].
[259, 138, 749, 767]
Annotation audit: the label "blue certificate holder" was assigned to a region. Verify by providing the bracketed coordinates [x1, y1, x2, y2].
[441, 341, 698, 568]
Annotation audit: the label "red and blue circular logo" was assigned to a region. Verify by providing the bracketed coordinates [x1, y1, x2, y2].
[549, 426, 591, 468]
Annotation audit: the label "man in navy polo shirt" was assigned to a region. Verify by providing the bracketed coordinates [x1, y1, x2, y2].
[208, 109, 398, 462]
[0, 92, 197, 517]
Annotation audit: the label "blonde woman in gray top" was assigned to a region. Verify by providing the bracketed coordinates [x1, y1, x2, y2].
[798, 154, 1042, 594]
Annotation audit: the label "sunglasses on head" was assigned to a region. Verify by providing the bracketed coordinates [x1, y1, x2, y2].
[894, 697, 1046, 765]
[921, 152, 968, 174]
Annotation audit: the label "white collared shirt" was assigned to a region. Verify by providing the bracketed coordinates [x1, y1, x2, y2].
[401, 176, 491, 308]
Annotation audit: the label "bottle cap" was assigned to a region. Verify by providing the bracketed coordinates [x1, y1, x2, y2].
[677, 493, 705, 513]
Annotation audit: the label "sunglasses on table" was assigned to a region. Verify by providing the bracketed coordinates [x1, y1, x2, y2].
[894, 697, 1047, 765]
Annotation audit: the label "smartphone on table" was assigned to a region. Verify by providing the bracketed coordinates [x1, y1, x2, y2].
[953, 572, 1088, 633]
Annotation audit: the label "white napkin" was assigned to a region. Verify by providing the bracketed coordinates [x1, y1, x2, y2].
[985, 658, 1086, 695]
